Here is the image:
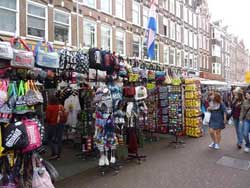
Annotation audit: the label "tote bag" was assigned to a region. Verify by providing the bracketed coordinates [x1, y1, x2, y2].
[34, 41, 59, 69]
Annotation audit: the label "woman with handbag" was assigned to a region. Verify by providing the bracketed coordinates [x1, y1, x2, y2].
[231, 92, 244, 149]
[46, 95, 67, 160]
[240, 90, 250, 153]
[207, 92, 227, 150]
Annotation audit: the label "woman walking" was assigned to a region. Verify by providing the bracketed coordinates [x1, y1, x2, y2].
[46, 95, 67, 160]
[208, 92, 227, 150]
[231, 92, 244, 149]
[240, 90, 250, 153]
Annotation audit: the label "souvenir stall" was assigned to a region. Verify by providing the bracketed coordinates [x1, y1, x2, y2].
[184, 79, 202, 138]
[0, 37, 57, 187]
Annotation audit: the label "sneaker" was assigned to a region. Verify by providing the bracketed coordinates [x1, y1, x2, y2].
[98, 155, 105, 166]
[104, 155, 109, 166]
[244, 147, 250, 153]
[214, 144, 220, 150]
[208, 142, 215, 148]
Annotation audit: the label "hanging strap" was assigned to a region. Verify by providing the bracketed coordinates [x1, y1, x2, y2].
[34, 41, 54, 55]
[18, 80, 25, 96]
[10, 37, 31, 51]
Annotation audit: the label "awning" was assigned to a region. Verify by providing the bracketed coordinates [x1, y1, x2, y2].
[200, 80, 228, 86]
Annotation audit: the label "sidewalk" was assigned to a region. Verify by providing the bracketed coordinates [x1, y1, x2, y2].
[56, 126, 250, 188]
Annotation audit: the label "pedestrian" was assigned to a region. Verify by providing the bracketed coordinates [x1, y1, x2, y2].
[207, 92, 227, 150]
[231, 92, 244, 149]
[240, 90, 250, 153]
[46, 95, 67, 160]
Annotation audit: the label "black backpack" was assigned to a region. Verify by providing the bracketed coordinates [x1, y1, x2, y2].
[88, 48, 102, 70]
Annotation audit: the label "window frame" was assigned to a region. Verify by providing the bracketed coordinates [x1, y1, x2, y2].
[132, 34, 141, 58]
[53, 9, 71, 45]
[100, 0, 112, 15]
[132, 1, 141, 26]
[169, 47, 176, 65]
[115, 0, 125, 20]
[115, 29, 126, 56]
[26, 0, 48, 40]
[101, 24, 112, 51]
[0, 0, 19, 36]
[83, 18, 97, 48]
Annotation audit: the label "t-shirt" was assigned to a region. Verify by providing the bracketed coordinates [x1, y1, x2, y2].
[46, 105, 60, 126]
[64, 95, 81, 125]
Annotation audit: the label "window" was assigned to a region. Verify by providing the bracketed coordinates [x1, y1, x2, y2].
[143, 6, 149, 28]
[206, 38, 209, 50]
[184, 52, 189, 67]
[153, 43, 158, 61]
[176, 49, 181, 67]
[83, 19, 96, 48]
[189, 31, 193, 48]
[0, 0, 18, 34]
[183, 6, 188, 22]
[54, 10, 70, 43]
[193, 14, 197, 28]
[170, 0, 175, 14]
[194, 55, 197, 69]
[101, 0, 112, 14]
[203, 35, 206, 50]
[163, 0, 168, 10]
[194, 34, 197, 49]
[189, 10, 193, 26]
[27, 2, 47, 38]
[189, 53, 193, 68]
[164, 45, 169, 64]
[184, 28, 188, 45]
[116, 30, 125, 55]
[116, 0, 124, 19]
[169, 47, 175, 65]
[176, 1, 181, 18]
[101, 25, 112, 51]
[199, 34, 202, 48]
[170, 21, 175, 40]
[212, 63, 221, 75]
[83, 0, 96, 8]
[133, 1, 140, 25]
[212, 45, 221, 57]
[163, 18, 168, 37]
[176, 24, 181, 43]
[133, 35, 141, 58]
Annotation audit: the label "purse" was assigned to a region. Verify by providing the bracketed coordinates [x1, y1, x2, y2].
[22, 118, 42, 153]
[32, 154, 55, 188]
[10, 38, 34, 69]
[34, 41, 59, 69]
[2, 121, 29, 150]
[0, 41, 13, 61]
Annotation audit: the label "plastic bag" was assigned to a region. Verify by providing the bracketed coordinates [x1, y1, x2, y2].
[203, 112, 211, 125]
[42, 160, 59, 183]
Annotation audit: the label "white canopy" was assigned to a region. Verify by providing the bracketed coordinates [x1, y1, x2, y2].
[200, 80, 228, 86]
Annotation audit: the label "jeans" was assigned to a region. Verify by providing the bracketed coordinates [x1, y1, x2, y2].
[233, 118, 243, 145]
[47, 124, 64, 156]
[243, 120, 250, 148]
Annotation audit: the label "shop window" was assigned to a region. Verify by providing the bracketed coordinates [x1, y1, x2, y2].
[27, 2, 47, 38]
[133, 1, 140, 25]
[83, 0, 96, 8]
[101, 0, 112, 14]
[116, 0, 125, 19]
[133, 35, 141, 58]
[116, 30, 125, 55]
[54, 10, 70, 43]
[83, 19, 96, 48]
[0, 0, 18, 34]
[169, 47, 175, 65]
[101, 25, 112, 51]
[164, 45, 169, 65]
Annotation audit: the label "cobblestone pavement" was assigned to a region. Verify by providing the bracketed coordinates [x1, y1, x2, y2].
[56, 126, 250, 188]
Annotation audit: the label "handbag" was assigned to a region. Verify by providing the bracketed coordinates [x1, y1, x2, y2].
[10, 38, 34, 69]
[25, 81, 39, 106]
[123, 87, 135, 98]
[203, 112, 211, 125]
[15, 81, 28, 114]
[22, 118, 42, 153]
[128, 73, 139, 82]
[0, 41, 13, 61]
[34, 41, 59, 69]
[41, 159, 59, 183]
[32, 154, 55, 188]
[2, 121, 29, 150]
[0, 80, 8, 107]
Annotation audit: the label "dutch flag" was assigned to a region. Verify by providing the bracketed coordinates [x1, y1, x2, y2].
[147, 0, 157, 60]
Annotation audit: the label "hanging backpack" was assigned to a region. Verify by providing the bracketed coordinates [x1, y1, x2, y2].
[22, 118, 42, 153]
[34, 41, 59, 69]
[10, 37, 34, 69]
[2, 121, 29, 150]
[75, 51, 89, 74]
[101, 50, 115, 74]
[88, 48, 102, 69]
[15, 80, 29, 114]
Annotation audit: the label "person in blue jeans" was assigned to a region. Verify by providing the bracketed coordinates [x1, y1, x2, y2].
[240, 90, 250, 153]
[231, 92, 244, 149]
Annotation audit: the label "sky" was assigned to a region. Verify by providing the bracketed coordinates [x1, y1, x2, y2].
[208, 0, 250, 48]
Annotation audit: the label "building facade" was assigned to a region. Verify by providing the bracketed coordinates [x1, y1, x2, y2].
[0, 0, 211, 76]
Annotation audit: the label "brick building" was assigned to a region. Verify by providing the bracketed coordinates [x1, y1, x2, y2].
[0, 0, 211, 76]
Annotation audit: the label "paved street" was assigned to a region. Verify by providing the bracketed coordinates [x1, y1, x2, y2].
[56, 126, 250, 188]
